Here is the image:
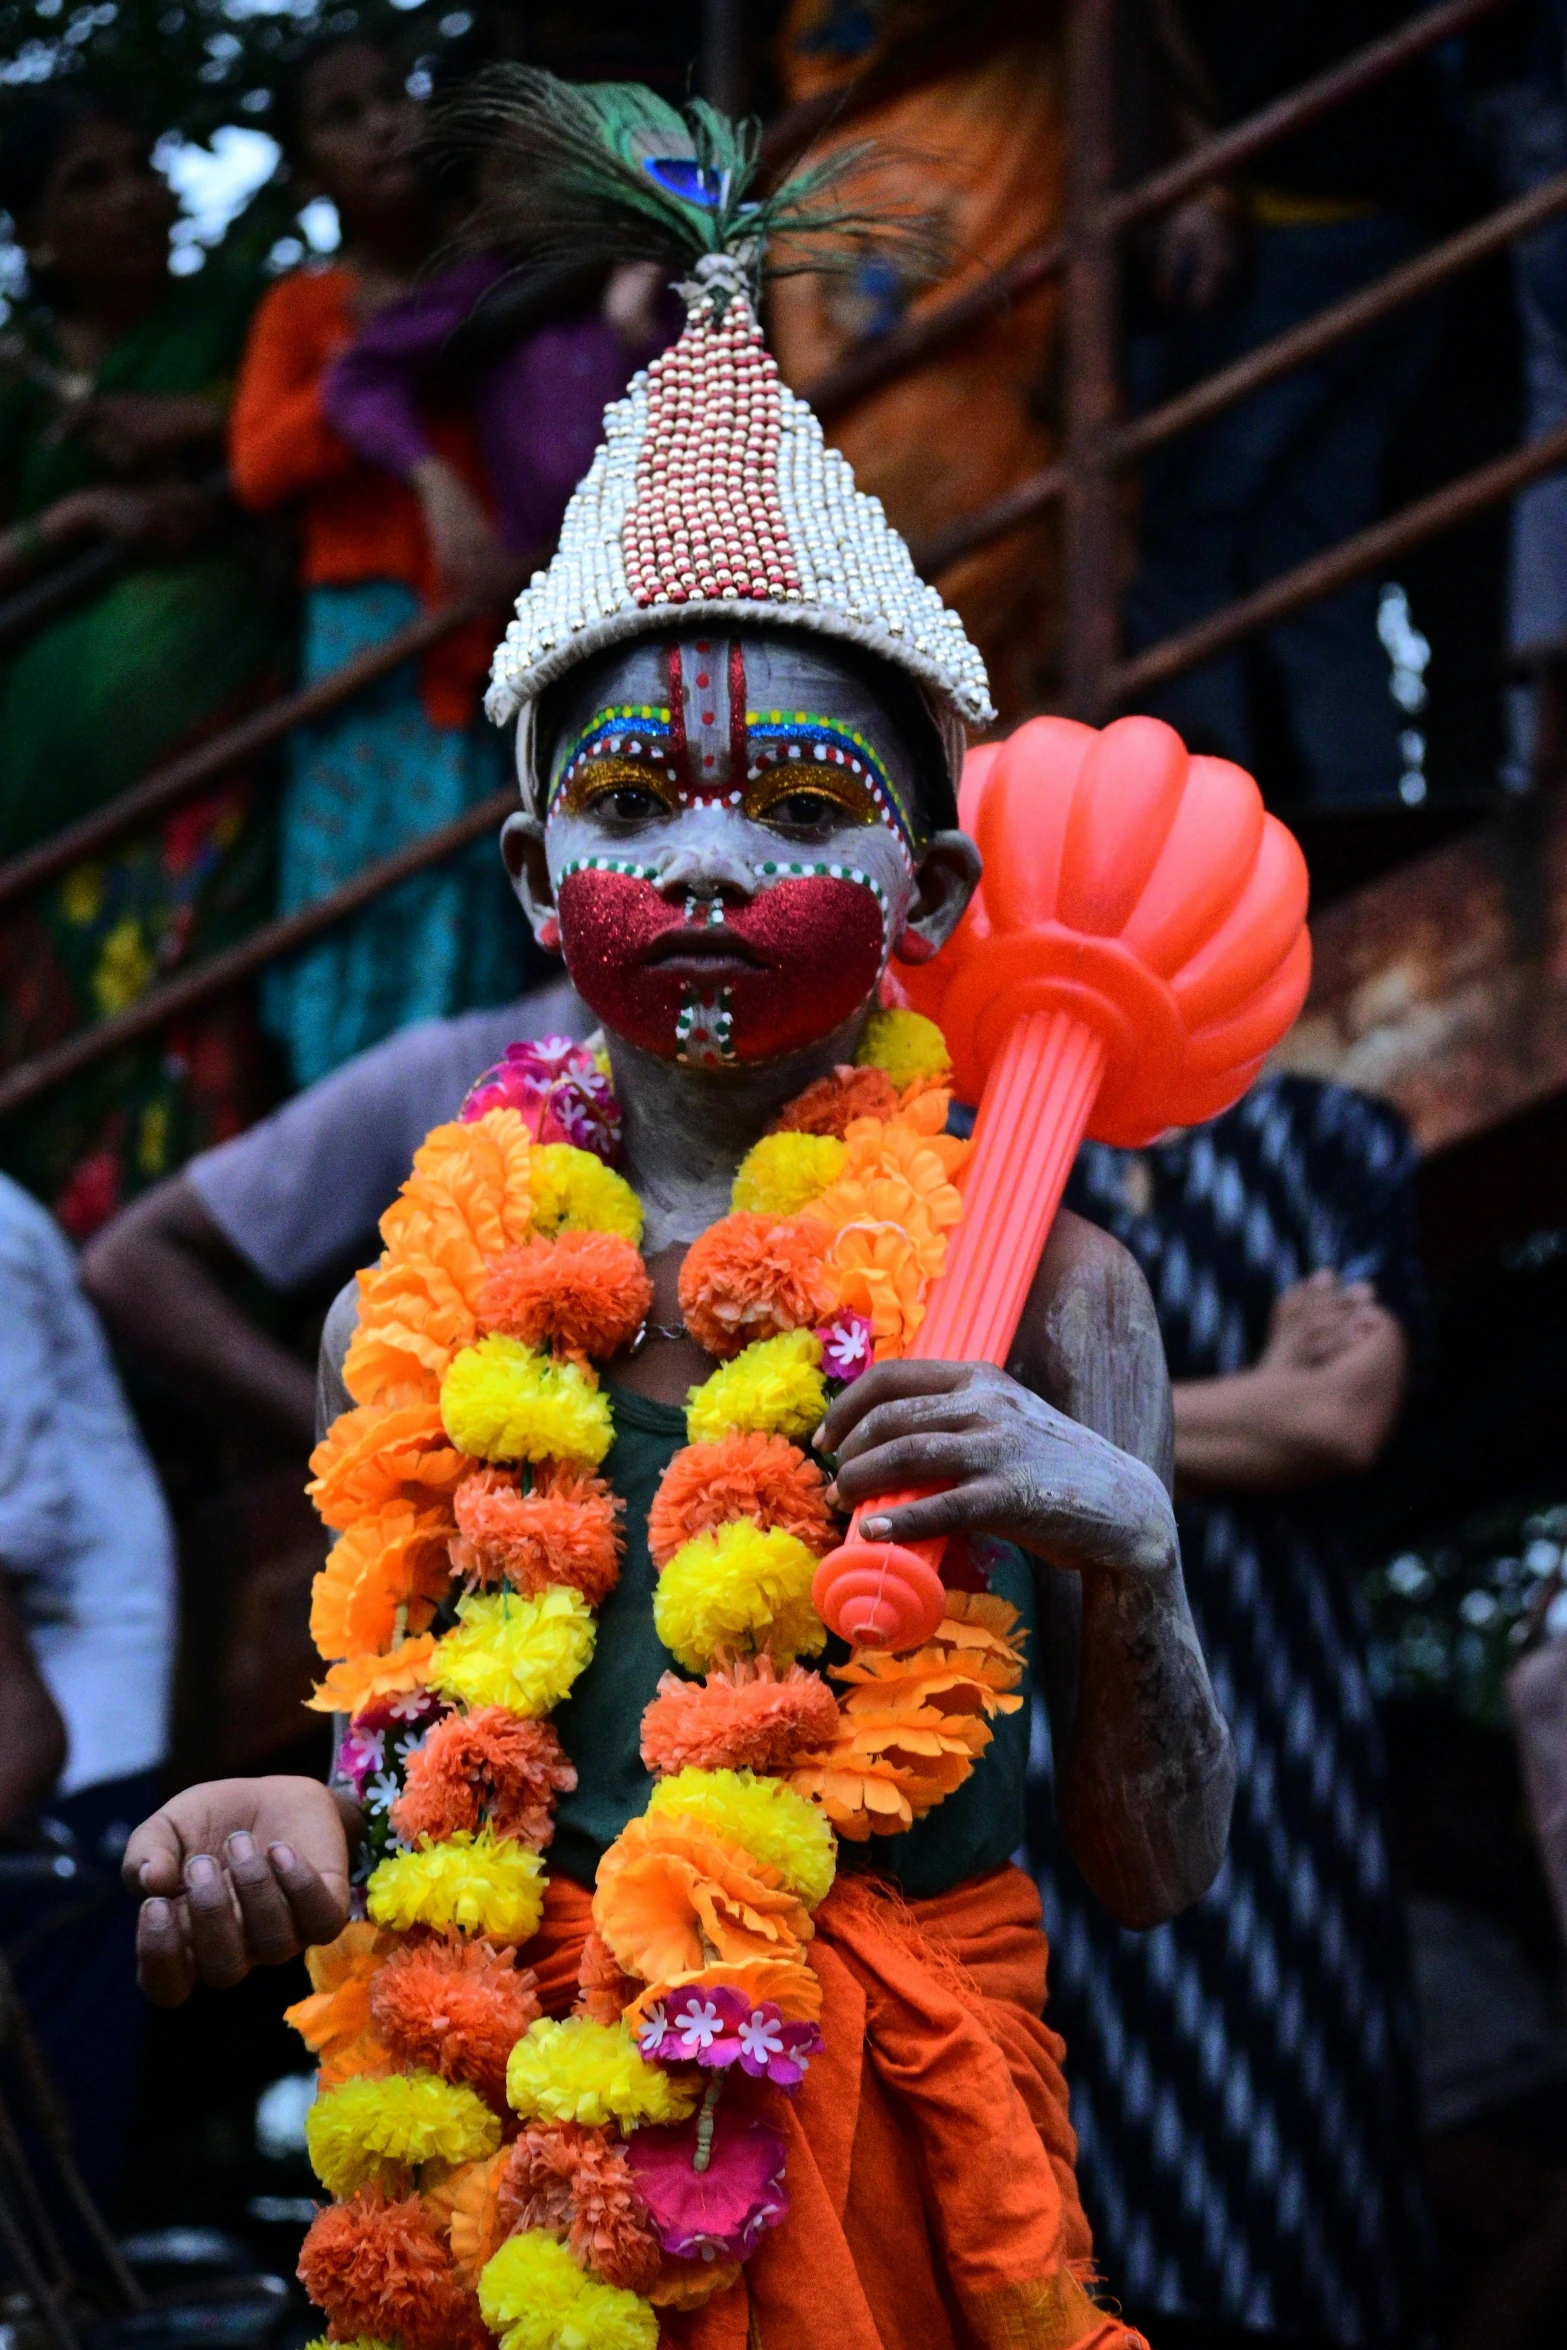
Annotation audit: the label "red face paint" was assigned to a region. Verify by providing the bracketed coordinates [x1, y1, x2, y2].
[558, 868, 887, 1065]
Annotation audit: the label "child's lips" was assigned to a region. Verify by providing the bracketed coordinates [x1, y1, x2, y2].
[639, 930, 769, 972]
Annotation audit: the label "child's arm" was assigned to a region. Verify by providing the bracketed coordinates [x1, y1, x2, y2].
[122, 1776, 358, 2005]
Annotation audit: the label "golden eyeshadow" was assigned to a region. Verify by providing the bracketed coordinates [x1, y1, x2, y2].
[552, 757, 682, 819]
[741, 763, 883, 827]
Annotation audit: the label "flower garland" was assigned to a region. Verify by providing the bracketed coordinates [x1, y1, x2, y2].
[292, 1015, 1027, 2350]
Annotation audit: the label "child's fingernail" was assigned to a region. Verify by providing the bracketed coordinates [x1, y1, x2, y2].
[863, 1516, 891, 1539]
[269, 1844, 297, 1874]
[227, 1832, 256, 1865]
[185, 1854, 217, 1888]
[812, 1422, 827, 1449]
[143, 1898, 170, 1929]
[824, 1482, 839, 1506]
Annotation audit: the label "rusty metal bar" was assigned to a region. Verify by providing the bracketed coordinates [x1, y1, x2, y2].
[1060, 0, 1121, 719]
[0, 537, 126, 655]
[0, 788, 517, 1123]
[914, 163, 1567, 576]
[1115, 164, 1567, 462]
[803, 0, 1507, 424]
[1104, 418, 1567, 707]
[0, 597, 485, 917]
[1107, 0, 1506, 235]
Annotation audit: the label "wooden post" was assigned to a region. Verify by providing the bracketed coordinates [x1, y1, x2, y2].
[1061, 0, 1120, 721]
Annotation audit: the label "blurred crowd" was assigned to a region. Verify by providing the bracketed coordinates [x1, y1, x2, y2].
[0, 5, 1566, 2350]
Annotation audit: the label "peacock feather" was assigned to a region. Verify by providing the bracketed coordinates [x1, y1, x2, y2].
[443, 68, 939, 314]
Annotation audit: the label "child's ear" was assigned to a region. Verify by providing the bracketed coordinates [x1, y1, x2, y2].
[895, 830, 982, 963]
[501, 812, 561, 952]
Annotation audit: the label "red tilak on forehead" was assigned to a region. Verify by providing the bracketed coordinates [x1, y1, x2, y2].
[662, 638, 750, 801]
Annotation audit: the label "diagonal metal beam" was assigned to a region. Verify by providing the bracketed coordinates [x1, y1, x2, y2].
[805, 0, 1509, 422]
[0, 789, 518, 1123]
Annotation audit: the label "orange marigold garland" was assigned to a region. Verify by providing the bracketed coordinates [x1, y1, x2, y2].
[640, 1658, 840, 1778]
[449, 1462, 624, 1604]
[645, 1432, 836, 1568]
[769, 1062, 902, 1136]
[368, 1937, 543, 2107]
[477, 1230, 652, 1363]
[292, 1018, 1029, 2341]
[676, 1213, 835, 1358]
[391, 1706, 577, 1849]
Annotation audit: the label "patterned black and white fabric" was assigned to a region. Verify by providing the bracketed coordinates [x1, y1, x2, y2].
[1031, 1075, 1429, 2345]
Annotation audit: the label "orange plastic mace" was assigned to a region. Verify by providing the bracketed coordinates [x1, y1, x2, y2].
[811, 712, 1313, 1651]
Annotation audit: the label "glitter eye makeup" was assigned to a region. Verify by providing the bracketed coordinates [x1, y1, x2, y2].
[546, 653, 925, 858]
[744, 711, 923, 853]
[553, 757, 682, 823]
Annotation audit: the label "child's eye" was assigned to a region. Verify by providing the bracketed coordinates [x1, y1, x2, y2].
[589, 784, 666, 822]
[765, 790, 843, 828]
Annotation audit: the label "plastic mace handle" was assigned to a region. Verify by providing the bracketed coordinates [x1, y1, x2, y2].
[816, 1012, 1106, 1647]
[812, 713, 1312, 1652]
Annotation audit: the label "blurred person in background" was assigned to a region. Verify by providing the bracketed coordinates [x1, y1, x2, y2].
[82, 971, 587, 1458]
[1031, 1073, 1428, 2347]
[0, 91, 284, 1235]
[1121, 3, 1452, 803]
[0, 1169, 176, 2207]
[767, 0, 1067, 723]
[230, 35, 662, 1090]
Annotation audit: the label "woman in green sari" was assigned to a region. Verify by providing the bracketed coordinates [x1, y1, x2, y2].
[0, 93, 287, 1235]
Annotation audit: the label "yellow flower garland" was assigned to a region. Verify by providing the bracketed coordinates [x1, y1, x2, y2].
[289, 1023, 1034, 2348]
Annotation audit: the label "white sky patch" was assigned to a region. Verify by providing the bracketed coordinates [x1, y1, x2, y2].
[155, 124, 280, 274]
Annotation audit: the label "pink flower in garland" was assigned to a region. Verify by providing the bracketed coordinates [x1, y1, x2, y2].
[735, 2004, 819, 2086]
[627, 2106, 789, 2261]
[636, 1988, 820, 2085]
[460, 1036, 621, 1163]
[336, 1690, 445, 1795]
[817, 1308, 873, 1386]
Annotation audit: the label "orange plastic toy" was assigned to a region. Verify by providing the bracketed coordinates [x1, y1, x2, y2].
[812, 713, 1312, 1650]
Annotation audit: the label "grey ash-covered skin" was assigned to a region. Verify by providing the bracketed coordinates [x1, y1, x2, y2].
[126, 623, 1233, 2007]
[328, 624, 1236, 1928]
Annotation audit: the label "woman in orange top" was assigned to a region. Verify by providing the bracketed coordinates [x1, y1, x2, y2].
[230, 34, 531, 1089]
[769, 0, 1065, 726]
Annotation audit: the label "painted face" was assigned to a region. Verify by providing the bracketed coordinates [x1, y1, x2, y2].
[539, 631, 931, 1067]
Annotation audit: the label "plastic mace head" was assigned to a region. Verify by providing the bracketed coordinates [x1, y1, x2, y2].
[901, 713, 1312, 1144]
[810, 1527, 946, 1651]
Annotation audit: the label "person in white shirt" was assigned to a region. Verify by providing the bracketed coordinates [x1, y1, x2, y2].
[0, 1170, 176, 2203]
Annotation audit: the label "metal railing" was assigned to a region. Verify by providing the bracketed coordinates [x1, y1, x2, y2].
[0, 0, 1547, 1127]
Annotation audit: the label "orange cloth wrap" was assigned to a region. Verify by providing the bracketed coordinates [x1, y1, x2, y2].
[525, 1866, 1146, 2350]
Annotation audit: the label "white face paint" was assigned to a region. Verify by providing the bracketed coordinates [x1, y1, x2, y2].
[532, 630, 934, 1067]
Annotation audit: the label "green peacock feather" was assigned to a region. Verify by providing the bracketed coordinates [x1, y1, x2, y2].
[443, 68, 940, 314]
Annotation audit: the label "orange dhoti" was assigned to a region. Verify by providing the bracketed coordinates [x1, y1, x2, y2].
[527, 1864, 1146, 2350]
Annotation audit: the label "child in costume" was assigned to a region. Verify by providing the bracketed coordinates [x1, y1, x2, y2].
[123, 78, 1236, 2350]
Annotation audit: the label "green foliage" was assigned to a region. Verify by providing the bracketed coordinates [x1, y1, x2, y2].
[0, 1, 453, 150]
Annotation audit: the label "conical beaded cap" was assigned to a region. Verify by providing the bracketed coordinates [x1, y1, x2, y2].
[487, 263, 995, 783]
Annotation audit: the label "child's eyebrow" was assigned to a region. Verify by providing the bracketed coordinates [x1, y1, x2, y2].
[551, 704, 679, 803]
[744, 712, 921, 851]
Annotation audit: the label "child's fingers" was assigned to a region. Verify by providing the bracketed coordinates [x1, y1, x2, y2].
[270, 1842, 349, 1950]
[182, 1853, 250, 1989]
[859, 1478, 1010, 1546]
[818, 1361, 973, 1452]
[122, 1812, 184, 1899]
[135, 1896, 196, 2008]
[828, 1430, 986, 1510]
[226, 1833, 304, 1968]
